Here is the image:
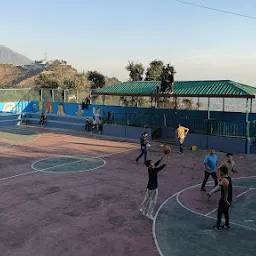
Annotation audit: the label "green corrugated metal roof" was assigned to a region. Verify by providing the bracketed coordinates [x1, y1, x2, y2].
[95, 80, 256, 97]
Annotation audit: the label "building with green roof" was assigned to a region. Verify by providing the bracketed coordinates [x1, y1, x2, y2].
[94, 80, 256, 98]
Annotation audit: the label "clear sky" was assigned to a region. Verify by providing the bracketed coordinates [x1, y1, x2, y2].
[1, 0, 256, 84]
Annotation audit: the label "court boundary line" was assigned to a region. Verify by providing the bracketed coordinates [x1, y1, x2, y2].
[32, 156, 106, 174]
[31, 147, 139, 172]
[0, 147, 140, 184]
[152, 176, 256, 256]
[0, 171, 38, 183]
[205, 188, 255, 216]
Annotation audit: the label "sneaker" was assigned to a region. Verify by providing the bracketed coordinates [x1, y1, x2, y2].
[213, 225, 221, 231]
[201, 188, 206, 192]
[207, 192, 211, 199]
[136, 159, 138, 163]
[146, 214, 154, 221]
[221, 224, 230, 229]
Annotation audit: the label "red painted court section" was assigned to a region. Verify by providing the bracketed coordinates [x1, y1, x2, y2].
[0, 126, 255, 256]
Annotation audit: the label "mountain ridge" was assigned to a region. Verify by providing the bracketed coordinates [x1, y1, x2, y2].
[0, 45, 32, 65]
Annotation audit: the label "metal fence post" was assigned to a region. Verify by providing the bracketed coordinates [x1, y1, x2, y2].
[64, 90, 66, 102]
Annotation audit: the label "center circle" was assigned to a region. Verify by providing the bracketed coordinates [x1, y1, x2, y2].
[31, 156, 106, 173]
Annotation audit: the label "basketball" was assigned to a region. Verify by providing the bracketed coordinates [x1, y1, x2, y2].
[163, 146, 171, 155]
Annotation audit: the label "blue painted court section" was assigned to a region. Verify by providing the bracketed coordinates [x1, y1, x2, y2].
[31, 156, 105, 173]
[154, 178, 256, 256]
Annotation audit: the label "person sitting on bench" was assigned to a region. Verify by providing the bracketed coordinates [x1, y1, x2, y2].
[39, 112, 47, 126]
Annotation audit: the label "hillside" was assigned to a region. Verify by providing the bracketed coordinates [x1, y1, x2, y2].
[0, 61, 120, 89]
[0, 45, 32, 65]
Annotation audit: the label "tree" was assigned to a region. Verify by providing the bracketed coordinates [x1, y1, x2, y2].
[87, 71, 105, 89]
[125, 61, 144, 81]
[145, 60, 165, 81]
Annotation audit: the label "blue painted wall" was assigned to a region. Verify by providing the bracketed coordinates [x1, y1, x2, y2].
[10, 101, 256, 123]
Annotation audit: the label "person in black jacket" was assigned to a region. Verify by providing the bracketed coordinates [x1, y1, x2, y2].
[140, 155, 169, 220]
[214, 166, 233, 230]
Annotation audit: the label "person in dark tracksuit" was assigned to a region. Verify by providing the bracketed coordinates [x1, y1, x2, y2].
[214, 166, 232, 230]
[140, 156, 168, 220]
[136, 132, 149, 164]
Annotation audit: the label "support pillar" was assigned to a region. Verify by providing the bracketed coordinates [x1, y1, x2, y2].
[52, 90, 55, 102]
[207, 98, 211, 120]
[40, 89, 43, 102]
[64, 90, 66, 102]
[245, 98, 250, 154]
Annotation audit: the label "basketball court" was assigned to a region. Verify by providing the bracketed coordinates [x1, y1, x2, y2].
[0, 125, 255, 256]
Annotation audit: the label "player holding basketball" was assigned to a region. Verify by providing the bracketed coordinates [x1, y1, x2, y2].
[136, 132, 149, 164]
[177, 124, 189, 154]
[207, 153, 237, 198]
[140, 153, 169, 220]
[214, 166, 232, 230]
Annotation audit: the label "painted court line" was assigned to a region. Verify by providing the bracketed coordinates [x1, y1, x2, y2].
[0, 171, 38, 183]
[205, 188, 253, 216]
[31, 147, 139, 172]
[153, 176, 256, 256]
[176, 190, 256, 231]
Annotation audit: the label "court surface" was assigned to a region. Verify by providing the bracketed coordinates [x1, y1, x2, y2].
[0, 126, 255, 256]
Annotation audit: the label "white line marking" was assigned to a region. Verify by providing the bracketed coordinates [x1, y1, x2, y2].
[31, 147, 139, 172]
[176, 190, 256, 231]
[236, 189, 252, 199]
[205, 188, 254, 216]
[0, 146, 138, 183]
[32, 156, 88, 171]
[152, 176, 256, 256]
[0, 171, 37, 183]
[205, 208, 218, 216]
[36, 158, 107, 174]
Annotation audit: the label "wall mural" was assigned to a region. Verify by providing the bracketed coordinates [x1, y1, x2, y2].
[76, 105, 83, 116]
[57, 103, 65, 116]
[44, 102, 53, 113]
[2, 103, 15, 113]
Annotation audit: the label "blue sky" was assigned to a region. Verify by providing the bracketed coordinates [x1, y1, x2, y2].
[1, 0, 256, 84]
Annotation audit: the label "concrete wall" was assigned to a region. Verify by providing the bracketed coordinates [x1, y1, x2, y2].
[28, 101, 256, 122]
[0, 114, 20, 127]
[103, 124, 151, 140]
[181, 133, 247, 154]
[0, 101, 32, 114]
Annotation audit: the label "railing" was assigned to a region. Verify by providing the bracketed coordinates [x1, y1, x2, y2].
[103, 111, 255, 138]
[0, 88, 31, 102]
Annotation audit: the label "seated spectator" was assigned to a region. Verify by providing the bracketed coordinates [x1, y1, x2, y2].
[85, 117, 91, 132]
[22, 114, 28, 125]
[91, 117, 97, 132]
[39, 112, 47, 126]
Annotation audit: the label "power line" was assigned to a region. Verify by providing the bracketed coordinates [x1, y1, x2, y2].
[174, 0, 256, 20]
